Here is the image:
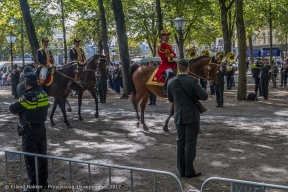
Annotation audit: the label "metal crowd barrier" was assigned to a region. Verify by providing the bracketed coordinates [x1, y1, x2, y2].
[201, 177, 288, 192]
[0, 149, 183, 192]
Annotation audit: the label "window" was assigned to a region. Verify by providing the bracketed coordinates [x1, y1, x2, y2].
[274, 32, 278, 43]
[258, 33, 261, 44]
[263, 33, 266, 44]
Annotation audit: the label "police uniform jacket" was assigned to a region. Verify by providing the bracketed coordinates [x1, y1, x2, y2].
[259, 64, 271, 80]
[216, 64, 227, 85]
[251, 62, 262, 78]
[167, 74, 208, 124]
[37, 48, 55, 67]
[9, 85, 49, 124]
[69, 46, 86, 62]
[157, 42, 177, 74]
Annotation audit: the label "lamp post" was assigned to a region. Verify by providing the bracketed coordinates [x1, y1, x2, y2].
[5, 34, 17, 95]
[111, 50, 116, 62]
[173, 15, 187, 59]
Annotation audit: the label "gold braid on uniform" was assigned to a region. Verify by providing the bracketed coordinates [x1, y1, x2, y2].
[73, 45, 83, 62]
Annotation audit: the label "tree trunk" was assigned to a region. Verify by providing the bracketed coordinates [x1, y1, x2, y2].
[269, 2, 273, 65]
[155, 0, 163, 40]
[236, 0, 246, 101]
[286, 34, 287, 60]
[19, 0, 39, 63]
[98, 0, 110, 64]
[248, 36, 254, 65]
[60, 0, 67, 64]
[219, 0, 235, 54]
[112, 0, 131, 98]
[21, 18, 25, 66]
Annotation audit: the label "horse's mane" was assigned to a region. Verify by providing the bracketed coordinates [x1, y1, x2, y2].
[190, 56, 210, 63]
[86, 54, 100, 64]
[56, 62, 78, 71]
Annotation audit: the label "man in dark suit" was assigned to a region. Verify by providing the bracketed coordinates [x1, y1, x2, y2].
[259, 58, 271, 100]
[215, 60, 227, 107]
[167, 59, 208, 178]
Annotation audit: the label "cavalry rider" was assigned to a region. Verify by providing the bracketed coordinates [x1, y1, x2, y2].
[69, 37, 86, 63]
[158, 29, 177, 96]
[37, 37, 55, 86]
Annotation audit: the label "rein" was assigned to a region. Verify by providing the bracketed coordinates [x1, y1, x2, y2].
[55, 69, 76, 81]
[85, 57, 107, 72]
[188, 60, 219, 80]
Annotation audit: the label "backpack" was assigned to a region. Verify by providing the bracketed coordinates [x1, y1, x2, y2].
[247, 93, 257, 100]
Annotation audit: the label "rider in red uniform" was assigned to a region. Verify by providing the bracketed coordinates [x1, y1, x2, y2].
[158, 29, 177, 96]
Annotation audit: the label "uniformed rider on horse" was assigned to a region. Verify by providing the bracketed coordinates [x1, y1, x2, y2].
[69, 37, 86, 63]
[37, 37, 55, 87]
[157, 29, 177, 96]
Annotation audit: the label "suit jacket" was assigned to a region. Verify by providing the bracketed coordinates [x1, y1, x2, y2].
[167, 74, 208, 124]
[259, 64, 271, 80]
[216, 64, 227, 84]
[37, 48, 55, 66]
[69, 46, 86, 62]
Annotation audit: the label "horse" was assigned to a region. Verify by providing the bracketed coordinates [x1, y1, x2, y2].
[129, 56, 219, 132]
[44, 62, 87, 128]
[68, 53, 108, 120]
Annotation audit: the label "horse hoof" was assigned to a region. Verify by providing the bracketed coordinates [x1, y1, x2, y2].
[66, 124, 71, 129]
[95, 113, 99, 118]
[143, 125, 149, 131]
[79, 117, 84, 121]
[67, 108, 72, 112]
[163, 126, 169, 132]
[50, 122, 56, 126]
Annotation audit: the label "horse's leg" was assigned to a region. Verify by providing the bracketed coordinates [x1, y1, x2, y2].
[66, 98, 72, 112]
[163, 102, 174, 132]
[58, 97, 71, 128]
[90, 89, 99, 118]
[77, 90, 84, 120]
[49, 99, 58, 126]
[139, 93, 150, 131]
[132, 92, 145, 128]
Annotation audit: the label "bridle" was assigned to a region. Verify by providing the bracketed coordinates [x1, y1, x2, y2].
[85, 57, 107, 72]
[188, 58, 219, 80]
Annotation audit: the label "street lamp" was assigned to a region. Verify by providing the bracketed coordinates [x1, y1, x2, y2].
[173, 15, 187, 59]
[5, 34, 17, 95]
[111, 50, 116, 62]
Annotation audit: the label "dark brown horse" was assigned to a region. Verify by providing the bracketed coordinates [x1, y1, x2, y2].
[68, 54, 108, 120]
[129, 56, 219, 132]
[44, 62, 87, 128]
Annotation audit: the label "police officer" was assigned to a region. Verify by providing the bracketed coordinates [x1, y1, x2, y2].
[11, 64, 20, 99]
[251, 58, 263, 96]
[259, 58, 271, 100]
[9, 72, 49, 191]
[37, 37, 55, 86]
[16, 66, 34, 98]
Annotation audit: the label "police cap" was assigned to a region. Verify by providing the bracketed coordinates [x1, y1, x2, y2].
[177, 59, 189, 67]
[23, 66, 34, 74]
[24, 72, 38, 82]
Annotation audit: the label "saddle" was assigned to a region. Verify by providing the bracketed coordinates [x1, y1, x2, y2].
[37, 66, 55, 86]
[146, 68, 176, 86]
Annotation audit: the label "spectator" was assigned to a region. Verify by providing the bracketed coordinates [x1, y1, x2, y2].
[0, 69, 3, 87]
[271, 62, 279, 88]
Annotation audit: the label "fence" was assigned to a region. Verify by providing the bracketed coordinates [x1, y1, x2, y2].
[0, 149, 183, 192]
[201, 177, 288, 192]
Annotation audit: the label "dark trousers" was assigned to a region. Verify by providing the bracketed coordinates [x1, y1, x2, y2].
[98, 78, 107, 103]
[210, 85, 215, 95]
[226, 75, 233, 89]
[260, 78, 269, 99]
[108, 75, 114, 89]
[113, 78, 121, 93]
[254, 77, 262, 96]
[200, 79, 207, 90]
[215, 84, 224, 106]
[281, 75, 287, 86]
[22, 125, 48, 186]
[149, 93, 156, 104]
[12, 83, 18, 98]
[176, 121, 199, 176]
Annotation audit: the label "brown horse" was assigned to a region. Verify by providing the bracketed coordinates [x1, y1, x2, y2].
[129, 56, 219, 132]
[44, 62, 87, 128]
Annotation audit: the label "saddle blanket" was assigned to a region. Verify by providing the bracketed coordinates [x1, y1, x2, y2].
[146, 68, 165, 86]
[37, 66, 54, 86]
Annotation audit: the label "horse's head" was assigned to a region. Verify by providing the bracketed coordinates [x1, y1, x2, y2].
[75, 62, 87, 87]
[208, 56, 220, 85]
[99, 53, 108, 73]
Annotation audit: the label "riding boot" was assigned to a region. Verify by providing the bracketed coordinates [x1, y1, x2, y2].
[163, 72, 175, 96]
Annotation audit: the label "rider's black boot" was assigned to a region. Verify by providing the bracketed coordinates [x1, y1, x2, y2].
[163, 72, 175, 96]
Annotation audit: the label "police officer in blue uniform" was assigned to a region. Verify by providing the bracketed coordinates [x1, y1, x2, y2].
[9, 72, 49, 191]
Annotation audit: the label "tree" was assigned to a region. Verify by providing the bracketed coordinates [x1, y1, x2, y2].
[111, 0, 131, 98]
[236, 0, 246, 100]
[219, 0, 235, 54]
[155, 0, 163, 39]
[19, 0, 39, 62]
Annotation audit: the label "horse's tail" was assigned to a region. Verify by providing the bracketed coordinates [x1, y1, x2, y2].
[129, 64, 140, 102]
